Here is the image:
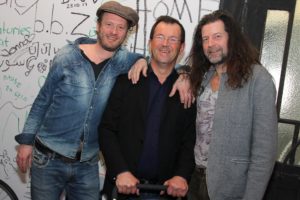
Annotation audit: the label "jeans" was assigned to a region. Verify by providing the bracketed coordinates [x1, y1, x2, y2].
[187, 167, 210, 200]
[30, 147, 100, 200]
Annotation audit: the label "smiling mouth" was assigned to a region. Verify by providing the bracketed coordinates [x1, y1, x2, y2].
[209, 49, 221, 56]
[209, 48, 220, 53]
[107, 35, 118, 41]
[159, 47, 170, 53]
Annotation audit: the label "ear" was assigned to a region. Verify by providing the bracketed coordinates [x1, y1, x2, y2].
[148, 40, 152, 52]
[96, 22, 100, 32]
[96, 23, 99, 29]
[179, 42, 185, 55]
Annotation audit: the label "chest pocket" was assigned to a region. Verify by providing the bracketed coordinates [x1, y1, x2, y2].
[62, 63, 90, 87]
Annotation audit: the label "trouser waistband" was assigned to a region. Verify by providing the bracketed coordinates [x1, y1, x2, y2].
[34, 139, 81, 163]
[195, 166, 206, 175]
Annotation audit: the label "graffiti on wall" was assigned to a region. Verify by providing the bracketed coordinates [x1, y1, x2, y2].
[0, 0, 220, 199]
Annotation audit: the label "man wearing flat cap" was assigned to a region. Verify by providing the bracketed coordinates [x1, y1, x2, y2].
[15, 1, 146, 200]
[96, 1, 139, 28]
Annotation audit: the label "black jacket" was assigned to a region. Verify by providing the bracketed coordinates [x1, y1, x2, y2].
[99, 71, 196, 199]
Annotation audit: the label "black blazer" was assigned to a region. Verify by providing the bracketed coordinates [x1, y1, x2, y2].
[99, 71, 196, 198]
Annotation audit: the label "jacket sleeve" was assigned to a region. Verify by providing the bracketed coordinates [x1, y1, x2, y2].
[15, 55, 63, 145]
[116, 47, 144, 74]
[243, 67, 278, 200]
[98, 75, 131, 180]
[174, 103, 197, 182]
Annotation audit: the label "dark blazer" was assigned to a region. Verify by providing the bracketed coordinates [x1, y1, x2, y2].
[99, 70, 196, 199]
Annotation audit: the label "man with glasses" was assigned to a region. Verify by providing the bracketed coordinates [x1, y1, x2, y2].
[99, 16, 196, 200]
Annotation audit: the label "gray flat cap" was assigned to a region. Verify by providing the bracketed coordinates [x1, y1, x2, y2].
[96, 1, 139, 27]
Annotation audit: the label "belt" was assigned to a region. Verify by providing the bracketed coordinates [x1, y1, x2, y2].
[34, 139, 81, 163]
[195, 166, 206, 175]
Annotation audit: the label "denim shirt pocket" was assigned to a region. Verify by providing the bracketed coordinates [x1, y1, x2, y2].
[62, 62, 91, 87]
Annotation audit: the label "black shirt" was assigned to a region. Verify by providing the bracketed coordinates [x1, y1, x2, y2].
[137, 68, 176, 181]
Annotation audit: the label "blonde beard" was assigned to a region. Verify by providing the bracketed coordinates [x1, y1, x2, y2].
[97, 33, 124, 52]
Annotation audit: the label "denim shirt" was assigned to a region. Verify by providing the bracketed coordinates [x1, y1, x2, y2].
[15, 37, 143, 161]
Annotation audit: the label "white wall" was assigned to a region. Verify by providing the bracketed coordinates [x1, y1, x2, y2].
[0, 0, 220, 199]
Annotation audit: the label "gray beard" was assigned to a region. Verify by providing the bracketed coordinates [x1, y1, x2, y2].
[210, 55, 227, 66]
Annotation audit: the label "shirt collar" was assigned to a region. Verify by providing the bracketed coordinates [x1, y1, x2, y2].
[147, 64, 178, 83]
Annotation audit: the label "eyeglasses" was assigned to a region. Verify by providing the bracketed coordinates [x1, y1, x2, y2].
[153, 34, 181, 44]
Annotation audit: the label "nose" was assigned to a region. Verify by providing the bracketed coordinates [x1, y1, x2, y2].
[111, 26, 118, 34]
[162, 38, 169, 46]
[207, 37, 215, 47]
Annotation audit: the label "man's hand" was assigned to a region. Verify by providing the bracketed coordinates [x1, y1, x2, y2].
[16, 144, 33, 173]
[163, 176, 188, 197]
[116, 171, 140, 195]
[169, 74, 195, 108]
[128, 58, 148, 84]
